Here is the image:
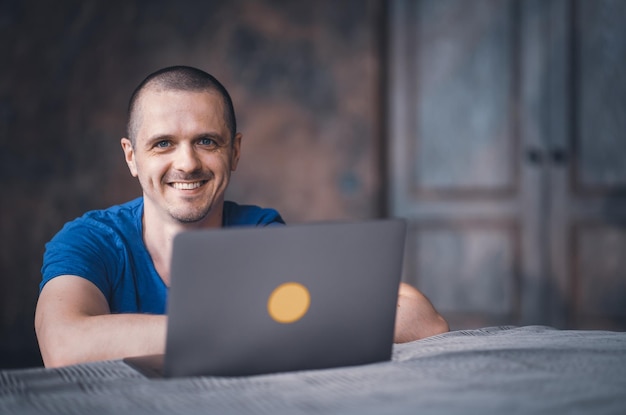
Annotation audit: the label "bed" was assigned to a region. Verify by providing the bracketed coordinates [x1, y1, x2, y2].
[1, 325, 625, 414]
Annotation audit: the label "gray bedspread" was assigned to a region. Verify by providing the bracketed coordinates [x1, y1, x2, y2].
[1, 326, 625, 414]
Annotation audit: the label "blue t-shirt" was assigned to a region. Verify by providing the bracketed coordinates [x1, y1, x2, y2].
[40, 197, 284, 314]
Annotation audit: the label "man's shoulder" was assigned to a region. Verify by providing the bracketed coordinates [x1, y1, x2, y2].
[41, 197, 146, 298]
[223, 201, 285, 226]
[76, 197, 142, 224]
[59, 197, 143, 238]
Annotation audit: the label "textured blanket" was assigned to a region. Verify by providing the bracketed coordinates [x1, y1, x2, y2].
[1, 326, 625, 414]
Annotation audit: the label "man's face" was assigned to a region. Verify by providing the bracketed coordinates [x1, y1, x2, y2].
[121, 88, 241, 226]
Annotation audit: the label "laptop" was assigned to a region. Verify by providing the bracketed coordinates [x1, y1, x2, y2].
[124, 219, 406, 378]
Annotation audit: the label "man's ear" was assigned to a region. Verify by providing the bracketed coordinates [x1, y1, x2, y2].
[120, 138, 138, 177]
[230, 132, 242, 172]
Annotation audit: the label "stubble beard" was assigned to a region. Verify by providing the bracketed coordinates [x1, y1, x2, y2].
[171, 207, 211, 223]
[167, 196, 216, 224]
[163, 171, 219, 224]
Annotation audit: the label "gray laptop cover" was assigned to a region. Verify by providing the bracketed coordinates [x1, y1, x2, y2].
[125, 219, 406, 378]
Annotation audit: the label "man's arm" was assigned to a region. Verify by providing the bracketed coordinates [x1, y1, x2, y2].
[35, 277, 444, 366]
[393, 282, 449, 343]
[35, 275, 166, 368]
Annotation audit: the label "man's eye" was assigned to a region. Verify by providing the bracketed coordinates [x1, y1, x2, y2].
[199, 138, 217, 146]
[155, 141, 170, 148]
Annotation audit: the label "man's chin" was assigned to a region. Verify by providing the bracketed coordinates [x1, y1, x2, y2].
[173, 211, 211, 224]
[168, 204, 214, 224]
[174, 215, 207, 224]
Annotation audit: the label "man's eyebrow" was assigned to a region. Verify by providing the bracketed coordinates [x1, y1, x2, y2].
[144, 134, 174, 147]
[196, 132, 225, 140]
[144, 132, 227, 145]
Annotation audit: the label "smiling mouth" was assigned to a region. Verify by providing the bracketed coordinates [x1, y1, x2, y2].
[170, 181, 207, 190]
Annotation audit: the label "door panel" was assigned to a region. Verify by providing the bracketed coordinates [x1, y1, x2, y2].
[389, 0, 626, 330]
[576, 0, 626, 190]
[560, 0, 626, 329]
[413, 0, 516, 192]
[412, 222, 519, 319]
[389, 0, 522, 329]
[574, 225, 626, 329]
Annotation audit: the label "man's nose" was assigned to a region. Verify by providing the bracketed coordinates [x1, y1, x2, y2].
[173, 144, 202, 172]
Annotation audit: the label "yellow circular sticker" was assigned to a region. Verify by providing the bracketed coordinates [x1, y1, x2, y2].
[267, 282, 311, 324]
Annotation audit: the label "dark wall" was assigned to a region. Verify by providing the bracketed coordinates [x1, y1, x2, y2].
[0, 0, 384, 368]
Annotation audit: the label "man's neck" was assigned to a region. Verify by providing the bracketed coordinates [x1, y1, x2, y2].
[142, 200, 224, 286]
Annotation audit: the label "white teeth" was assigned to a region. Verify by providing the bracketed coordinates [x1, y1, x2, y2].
[171, 182, 203, 190]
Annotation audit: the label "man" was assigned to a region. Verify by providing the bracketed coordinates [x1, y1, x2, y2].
[35, 66, 448, 368]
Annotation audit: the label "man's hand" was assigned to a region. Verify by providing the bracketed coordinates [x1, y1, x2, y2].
[393, 282, 449, 343]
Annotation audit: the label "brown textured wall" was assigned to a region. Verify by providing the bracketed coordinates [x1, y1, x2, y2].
[0, 0, 384, 367]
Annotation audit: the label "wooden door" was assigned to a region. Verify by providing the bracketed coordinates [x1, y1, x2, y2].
[547, 0, 626, 330]
[387, 0, 626, 330]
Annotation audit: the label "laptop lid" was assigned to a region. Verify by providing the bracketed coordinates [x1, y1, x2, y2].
[137, 219, 406, 378]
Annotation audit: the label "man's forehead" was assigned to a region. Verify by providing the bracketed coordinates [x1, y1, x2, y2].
[135, 89, 228, 126]
[134, 88, 228, 136]
[138, 87, 224, 108]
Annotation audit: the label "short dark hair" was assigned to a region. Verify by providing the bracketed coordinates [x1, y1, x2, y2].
[126, 66, 237, 143]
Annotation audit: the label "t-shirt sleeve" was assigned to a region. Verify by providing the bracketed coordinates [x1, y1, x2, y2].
[40, 219, 117, 299]
[223, 201, 286, 227]
[257, 208, 286, 226]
